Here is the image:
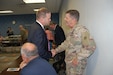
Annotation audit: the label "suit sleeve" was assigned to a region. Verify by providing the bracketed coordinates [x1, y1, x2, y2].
[55, 26, 66, 46]
[35, 29, 52, 59]
[58, 27, 66, 42]
[28, 26, 52, 60]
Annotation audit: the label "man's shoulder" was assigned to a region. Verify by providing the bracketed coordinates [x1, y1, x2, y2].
[75, 25, 89, 33]
[30, 22, 42, 30]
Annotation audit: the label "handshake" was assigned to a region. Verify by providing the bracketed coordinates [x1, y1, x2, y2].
[51, 49, 57, 57]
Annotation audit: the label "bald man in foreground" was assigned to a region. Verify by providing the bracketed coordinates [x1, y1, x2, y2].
[20, 42, 57, 75]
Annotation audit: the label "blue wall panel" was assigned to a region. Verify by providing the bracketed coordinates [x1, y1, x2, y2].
[0, 13, 59, 36]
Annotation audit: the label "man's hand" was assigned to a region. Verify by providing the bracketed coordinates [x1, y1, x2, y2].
[19, 61, 27, 69]
[51, 49, 57, 57]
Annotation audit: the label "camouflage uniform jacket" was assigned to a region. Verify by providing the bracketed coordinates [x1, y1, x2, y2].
[55, 24, 96, 65]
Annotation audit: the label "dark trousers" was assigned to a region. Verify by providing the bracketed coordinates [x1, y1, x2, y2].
[53, 51, 66, 73]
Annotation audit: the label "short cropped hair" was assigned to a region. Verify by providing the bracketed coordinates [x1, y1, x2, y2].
[21, 44, 38, 57]
[66, 10, 80, 21]
[36, 7, 50, 19]
[50, 21, 57, 26]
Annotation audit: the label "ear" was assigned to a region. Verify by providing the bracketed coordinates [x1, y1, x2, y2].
[22, 54, 28, 63]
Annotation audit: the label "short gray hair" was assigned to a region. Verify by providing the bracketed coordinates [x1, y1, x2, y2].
[66, 10, 80, 22]
[21, 45, 38, 57]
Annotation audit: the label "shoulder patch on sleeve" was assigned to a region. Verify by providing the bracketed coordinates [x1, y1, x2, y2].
[81, 32, 90, 47]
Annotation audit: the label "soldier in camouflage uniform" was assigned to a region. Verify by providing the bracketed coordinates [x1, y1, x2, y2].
[51, 10, 96, 75]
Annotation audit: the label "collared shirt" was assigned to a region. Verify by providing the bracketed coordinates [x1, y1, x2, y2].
[54, 24, 57, 30]
[36, 20, 45, 30]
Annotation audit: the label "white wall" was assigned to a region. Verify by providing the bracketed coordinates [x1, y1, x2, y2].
[59, 0, 113, 75]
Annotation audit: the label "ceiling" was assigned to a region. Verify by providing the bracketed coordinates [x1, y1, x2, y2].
[0, 0, 63, 16]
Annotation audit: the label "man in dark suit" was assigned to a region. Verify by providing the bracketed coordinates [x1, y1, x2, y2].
[20, 42, 57, 75]
[50, 22, 66, 73]
[27, 7, 52, 61]
[50, 22, 66, 47]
